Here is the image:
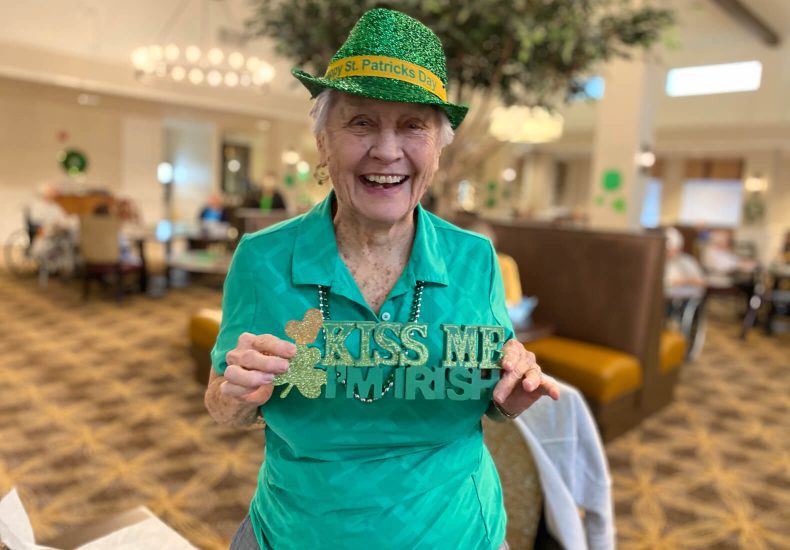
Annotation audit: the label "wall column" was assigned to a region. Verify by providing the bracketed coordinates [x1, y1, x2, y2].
[588, 56, 660, 229]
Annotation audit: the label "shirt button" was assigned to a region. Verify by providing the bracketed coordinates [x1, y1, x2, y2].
[381, 312, 391, 321]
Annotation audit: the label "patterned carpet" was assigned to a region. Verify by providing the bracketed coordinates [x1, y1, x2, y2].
[0, 270, 788, 549]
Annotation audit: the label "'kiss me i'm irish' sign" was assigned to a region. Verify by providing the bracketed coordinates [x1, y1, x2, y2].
[272, 309, 506, 401]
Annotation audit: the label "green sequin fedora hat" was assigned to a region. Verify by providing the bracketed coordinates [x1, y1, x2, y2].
[291, 7, 468, 129]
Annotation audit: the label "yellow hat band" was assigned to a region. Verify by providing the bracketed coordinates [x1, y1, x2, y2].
[324, 55, 447, 102]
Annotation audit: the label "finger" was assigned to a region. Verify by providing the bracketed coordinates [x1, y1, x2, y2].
[226, 333, 257, 366]
[226, 349, 290, 374]
[493, 361, 526, 403]
[220, 379, 263, 398]
[521, 364, 542, 392]
[542, 376, 561, 400]
[224, 364, 276, 388]
[236, 332, 258, 351]
[500, 339, 525, 370]
[522, 374, 561, 401]
[252, 334, 297, 358]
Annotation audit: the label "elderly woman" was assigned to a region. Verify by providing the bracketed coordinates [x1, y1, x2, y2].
[205, 8, 558, 549]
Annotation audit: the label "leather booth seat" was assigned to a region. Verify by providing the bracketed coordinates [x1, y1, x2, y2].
[528, 337, 642, 403]
[660, 330, 686, 374]
[491, 221, 681, 440]
[189, 309, 222, 384]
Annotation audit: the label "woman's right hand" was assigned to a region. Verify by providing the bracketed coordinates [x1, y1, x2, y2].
[221, 333, 296, 406]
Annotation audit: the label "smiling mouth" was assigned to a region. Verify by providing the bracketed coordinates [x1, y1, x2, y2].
[360, 174, 409, 189]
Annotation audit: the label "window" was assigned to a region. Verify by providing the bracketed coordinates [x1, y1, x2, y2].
[666, 61, 762, 97]
[584, 76, 605, 100]
[640, 178, 662, 228]
[678, 179, 744, 226]
[570, 76, 605, 101]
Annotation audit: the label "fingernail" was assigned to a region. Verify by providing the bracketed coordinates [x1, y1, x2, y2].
[259, 373, 275, 384]
[286, 343, 297, 356]
[277, 359, 290, 373]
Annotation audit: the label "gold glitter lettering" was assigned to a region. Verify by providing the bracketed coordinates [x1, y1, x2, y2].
[441, 325, 479, 368]
[323, 321, 355, 366]
[399, 323, 429, 367]
[478, 326, 505, 369]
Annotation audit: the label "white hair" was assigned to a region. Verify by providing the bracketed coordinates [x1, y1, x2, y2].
[309, 89, 455, 149]
[665, 226, 684, 251]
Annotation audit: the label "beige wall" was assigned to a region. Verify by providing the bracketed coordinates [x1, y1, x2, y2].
[558, 151, 789, 264]
[165, 119, 220, 223]
[0, 77, 315, 240]
[121, 116, 163, 224]
[561, 39, 790, 133]
[0, 80, 122, 239]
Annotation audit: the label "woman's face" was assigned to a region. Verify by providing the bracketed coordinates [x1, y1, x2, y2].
[317, 93, 443, 227]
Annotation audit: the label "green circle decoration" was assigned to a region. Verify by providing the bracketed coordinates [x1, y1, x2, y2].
[602, 169, 622, 192]
[612, 198, 627, 212]
[57, 148, 88, 176]
[284, 174, 296, 188]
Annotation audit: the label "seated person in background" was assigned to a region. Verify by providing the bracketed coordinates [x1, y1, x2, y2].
[702, 229, 757, 287]
[29, 183, 78, 275]
[664, 227, 708, 358]
[664, 227, 705, 290]
[198, 192, 232, 241]
[198, 192, 230, 223]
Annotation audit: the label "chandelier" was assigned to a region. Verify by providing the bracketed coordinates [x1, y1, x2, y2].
[131, 0, 275, 89]
[489, 105, 564, 144]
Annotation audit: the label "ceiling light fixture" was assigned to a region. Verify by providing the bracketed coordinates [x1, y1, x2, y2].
[131, 0, 275, 90]
[489, 105, 564, 144]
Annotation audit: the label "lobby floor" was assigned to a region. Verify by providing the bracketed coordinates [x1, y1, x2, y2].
[0, 272, 787, 549]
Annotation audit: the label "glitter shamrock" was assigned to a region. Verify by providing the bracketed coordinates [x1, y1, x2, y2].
[274, 308, 326, 398]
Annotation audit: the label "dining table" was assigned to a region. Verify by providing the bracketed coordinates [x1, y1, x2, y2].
[123, 220, 233, 292]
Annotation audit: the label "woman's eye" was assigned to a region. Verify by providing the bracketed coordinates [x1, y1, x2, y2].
[352, 118, 371, 127]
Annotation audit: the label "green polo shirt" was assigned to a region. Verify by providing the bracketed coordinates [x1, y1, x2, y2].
[212, 191, 514, 549]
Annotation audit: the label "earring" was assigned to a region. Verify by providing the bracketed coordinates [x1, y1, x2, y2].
[313, 163, 331, 186]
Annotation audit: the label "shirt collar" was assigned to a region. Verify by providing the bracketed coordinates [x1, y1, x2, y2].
[292, 191, 338, 287]
[291, 190, 449, 288]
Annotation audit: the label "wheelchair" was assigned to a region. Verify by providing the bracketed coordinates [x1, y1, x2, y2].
[665, 287, 707, 361]
[4, 210, 77, 285]
[3, 211, 40, 277]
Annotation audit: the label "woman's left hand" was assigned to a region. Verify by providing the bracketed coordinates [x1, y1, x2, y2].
[493, 339, 560, 417]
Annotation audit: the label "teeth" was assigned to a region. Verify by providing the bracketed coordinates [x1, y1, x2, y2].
[364, 175, 406, 184]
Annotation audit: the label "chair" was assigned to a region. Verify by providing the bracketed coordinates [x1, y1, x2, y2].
[189, 309, 223, 384]
[485, 381, 615, 549]
[741, 266, 790, 338]
[79, 215, 143, 302]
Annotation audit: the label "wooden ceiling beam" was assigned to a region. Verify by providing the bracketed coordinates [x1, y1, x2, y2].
[710, 0, 781, 47]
